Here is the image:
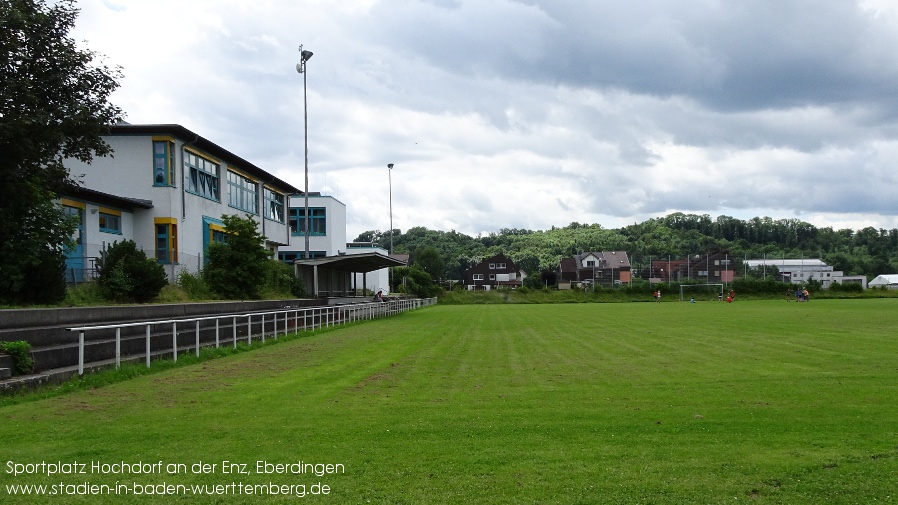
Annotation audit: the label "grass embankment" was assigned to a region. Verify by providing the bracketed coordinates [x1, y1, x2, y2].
[1, 300, 897, 503]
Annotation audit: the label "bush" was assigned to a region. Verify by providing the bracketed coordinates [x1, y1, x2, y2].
[96, 240, 168, 303]
[64, 281, 106, 306]
[263, 260, 305, 298]
[0, 340, 35, 375]
[830, 281, 864, 293]
[177, 269, 213, 299]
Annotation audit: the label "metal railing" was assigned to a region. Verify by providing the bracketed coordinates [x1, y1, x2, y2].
[66, 297, 437, 376]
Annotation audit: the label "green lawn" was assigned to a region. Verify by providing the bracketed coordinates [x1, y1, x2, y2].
[2, 299, 898, 504]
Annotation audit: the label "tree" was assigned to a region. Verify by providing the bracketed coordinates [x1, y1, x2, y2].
[204, 214, 272, 299]
[394, 265, 440, 298]
[0, 0, 124, 304]
[96, 240, 167, 303]
[413, 246, 445, 279]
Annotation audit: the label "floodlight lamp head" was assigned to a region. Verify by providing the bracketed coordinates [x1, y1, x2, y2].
[387, 163, 394, 169]
[301, 50, 313, 62]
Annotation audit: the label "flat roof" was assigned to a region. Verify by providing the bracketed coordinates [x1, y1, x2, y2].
[294, 252, 407, 273]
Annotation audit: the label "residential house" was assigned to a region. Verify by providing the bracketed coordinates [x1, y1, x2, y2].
[559, 251, 631, 288]
[649, 253, 735, 284]
[464, 253, 525, 290]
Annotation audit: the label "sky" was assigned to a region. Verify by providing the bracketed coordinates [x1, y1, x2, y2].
[70, 0, 898, 240]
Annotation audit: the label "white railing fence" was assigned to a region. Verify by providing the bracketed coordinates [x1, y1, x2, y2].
[66, 298, 437, 376]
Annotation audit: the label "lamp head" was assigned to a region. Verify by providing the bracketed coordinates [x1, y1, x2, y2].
[387, 163, 394, 169]
[301, 50, 313, 62]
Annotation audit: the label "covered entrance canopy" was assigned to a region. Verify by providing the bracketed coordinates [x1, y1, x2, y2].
[293, 252, 407, 298]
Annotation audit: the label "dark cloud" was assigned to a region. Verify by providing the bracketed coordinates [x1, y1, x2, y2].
[71, 0, 898, 236]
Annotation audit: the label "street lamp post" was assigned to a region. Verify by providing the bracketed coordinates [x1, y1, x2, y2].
[296, 45, 313, 258]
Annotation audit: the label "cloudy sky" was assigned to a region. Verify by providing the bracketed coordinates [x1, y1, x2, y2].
[71, 0, 898, 239]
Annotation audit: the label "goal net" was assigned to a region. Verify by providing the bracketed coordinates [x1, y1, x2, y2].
[679, 283, 725, 302]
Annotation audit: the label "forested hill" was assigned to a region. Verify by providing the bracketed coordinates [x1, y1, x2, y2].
[353, 212, 898, 280]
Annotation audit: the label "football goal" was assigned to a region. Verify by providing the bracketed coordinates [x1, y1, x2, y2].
[679, 283, 725, 302]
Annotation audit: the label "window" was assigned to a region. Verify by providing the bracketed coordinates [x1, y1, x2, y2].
[586, 260, 595, 267]
[489, 274, 496, 280]
[211, 229, 228, 244]
[98, 209, 122, 234]
[155, 218, 178, 264]
[489, 263, 496, 269]
[153, 140, 175, 186]
[498, 263, 507, 269]
[227, 171, 258, 214]
[290, 207, 326, 235]
[63, 205, 84, 245]
[264, 188, 284, 223]
[184, 151, 220, 201]
[280, 251, 326, 263]
[473, 274, 484, 281]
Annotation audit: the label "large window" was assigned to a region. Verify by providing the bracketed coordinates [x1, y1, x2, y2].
[153, 140, 175, 186]
[227, 170, 258, 214]
[184, 151, 220, 201]
[264, 188, 285, 223]
[289, 207, 326, 236]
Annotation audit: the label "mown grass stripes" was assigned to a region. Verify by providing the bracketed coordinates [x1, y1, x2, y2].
[1, 300, 897, 503]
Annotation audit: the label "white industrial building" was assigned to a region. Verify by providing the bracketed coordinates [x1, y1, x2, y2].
[743, 258, 867, 289]
[868, 274, 898, 290]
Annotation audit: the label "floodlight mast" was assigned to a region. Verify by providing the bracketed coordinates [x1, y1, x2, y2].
[388, 163, 394, 292]
[297, 45, 313, 258]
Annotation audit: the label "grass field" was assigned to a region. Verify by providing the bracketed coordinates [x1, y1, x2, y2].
[2, 299, 898, 504]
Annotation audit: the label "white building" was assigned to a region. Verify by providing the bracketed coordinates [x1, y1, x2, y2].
[61, 123, 401, 297]
[743, 258, 861, 289]
[62, 123, 299, 281]
[868, 274, 898, 290]
[277, 193, 348, 262]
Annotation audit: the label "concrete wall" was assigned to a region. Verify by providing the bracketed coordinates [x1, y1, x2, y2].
[0, 299, 317, 346]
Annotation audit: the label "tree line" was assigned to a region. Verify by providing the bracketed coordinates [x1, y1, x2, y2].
[356, 213, 898, 282]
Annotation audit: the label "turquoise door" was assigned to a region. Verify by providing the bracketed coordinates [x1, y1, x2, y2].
[63, 205, 84, 280]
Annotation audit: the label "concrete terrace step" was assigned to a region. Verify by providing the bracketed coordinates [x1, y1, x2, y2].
[0, 344, 215, 393]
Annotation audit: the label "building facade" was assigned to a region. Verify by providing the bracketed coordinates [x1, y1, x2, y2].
[743, 258, 850, 289]
[559, 251, 631, 288]
[61, 124, 300, 281]
[464, 253, 525, 290]
[649, 253, 735, 284]
[277, 193, 348, 263]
